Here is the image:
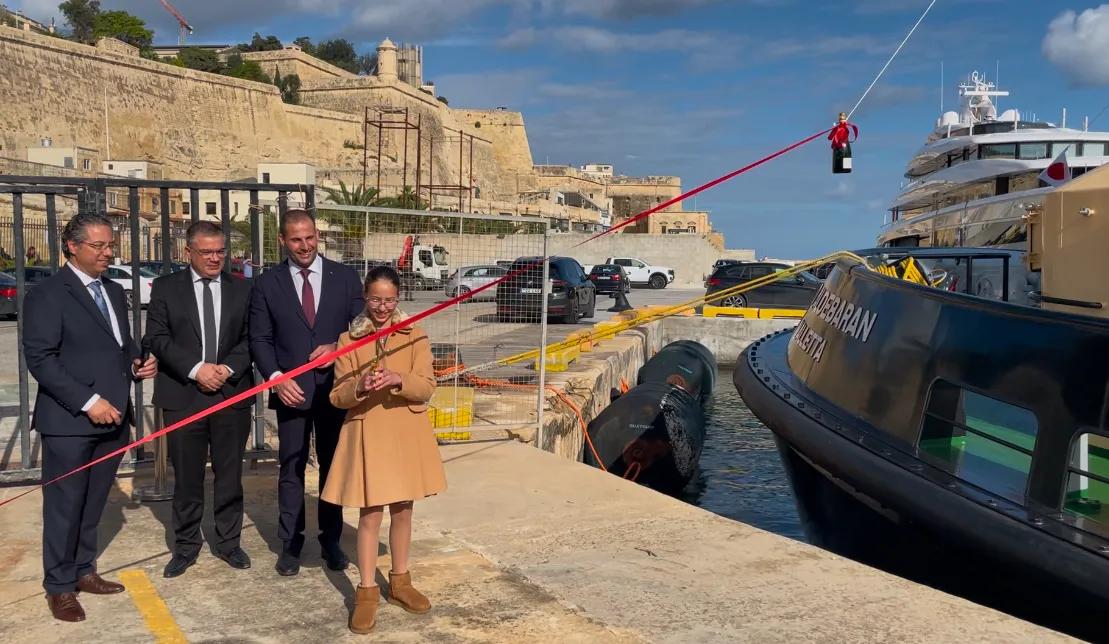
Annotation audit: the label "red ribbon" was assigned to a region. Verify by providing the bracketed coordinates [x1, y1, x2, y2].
[828, 122, 858, 150]
[0, 126, 832, 510]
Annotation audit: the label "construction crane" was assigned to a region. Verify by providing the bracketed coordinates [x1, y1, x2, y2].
[158, 0, 193, 47]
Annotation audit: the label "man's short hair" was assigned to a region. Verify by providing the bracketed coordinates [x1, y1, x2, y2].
[61, 212, 113, 258]
[280, 209, 316, 236]
[186, 220, 223, 246]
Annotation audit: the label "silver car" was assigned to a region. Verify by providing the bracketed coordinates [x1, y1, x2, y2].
[446, 265, 508, 301]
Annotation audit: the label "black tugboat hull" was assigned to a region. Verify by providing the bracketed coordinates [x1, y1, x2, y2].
[734, 258, 1109, 640]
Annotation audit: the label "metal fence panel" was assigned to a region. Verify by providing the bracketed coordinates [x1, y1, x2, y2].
[306, 205, 550, 440]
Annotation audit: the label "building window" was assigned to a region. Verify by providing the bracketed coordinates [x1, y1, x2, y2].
[108, 163, 114, 170]
[170, 201, 177, 215]
[1065, 433, 1109, 527]
[206, 202, 217, 216]
[82, 158, 91, 171]
[182, 202, 191, 216]
[262, 172, 271, 184]
[918, 381, 1038, 504]
[152, 197, 160, 209]
[63, 156, 74, 169]
[234, 202, 239, 217]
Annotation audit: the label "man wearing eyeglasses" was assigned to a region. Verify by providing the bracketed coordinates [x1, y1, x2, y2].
[22, 212, 158, 622]
[249, 209, 364, 576]
[143, 221, 256, 579]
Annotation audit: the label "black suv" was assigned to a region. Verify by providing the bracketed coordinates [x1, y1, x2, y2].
[704, 262, 821, 309]
[587, 264, 630, 295]
[496, 256, 596, 323]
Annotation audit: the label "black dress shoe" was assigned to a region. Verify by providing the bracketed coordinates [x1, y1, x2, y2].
[163, 554, 196, 578]
[321, 542, 350, 571]
[216, 547, 251, 570]
[275, 551, 300, 577]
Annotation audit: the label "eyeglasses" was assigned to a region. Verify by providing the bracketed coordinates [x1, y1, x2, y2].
[189, 248, 227, 259]
[368, 296, 399, 308]
[82, 241, 116, 252]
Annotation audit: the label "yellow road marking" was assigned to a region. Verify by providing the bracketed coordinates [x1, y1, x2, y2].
[119, 569, 188, 643]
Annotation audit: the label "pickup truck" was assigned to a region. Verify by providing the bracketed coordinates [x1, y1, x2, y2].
[583, 257, 675, 289]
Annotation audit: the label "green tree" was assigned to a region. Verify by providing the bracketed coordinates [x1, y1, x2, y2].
[177, 47, 223, 73]
[314, 38, 358, 73]
[239, 32, 282, 52]
[292, 36, 314, 55]
[58, 0, 100, 44]
[92, 10, 153, 48]
[356, 53, 377, 76]
[224, 53, 270, 84]
[379, 186, 421, 210]
[274, 71, 301, 105]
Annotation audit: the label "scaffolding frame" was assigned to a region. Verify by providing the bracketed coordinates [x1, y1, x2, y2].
[363, 106, 421, 200]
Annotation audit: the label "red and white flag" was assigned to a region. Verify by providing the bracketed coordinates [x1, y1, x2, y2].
[1039, 149, 1072, 187]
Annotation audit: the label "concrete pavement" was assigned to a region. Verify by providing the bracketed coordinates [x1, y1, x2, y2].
[0, 441, 1069, 642]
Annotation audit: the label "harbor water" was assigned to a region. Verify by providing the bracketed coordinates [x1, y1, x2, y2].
[681, 369, 805, 541]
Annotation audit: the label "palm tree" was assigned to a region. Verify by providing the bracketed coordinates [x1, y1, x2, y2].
[319, 179, 381, 206]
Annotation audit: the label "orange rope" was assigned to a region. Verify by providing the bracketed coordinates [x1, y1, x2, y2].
[454, 372, 607, 472]
[623, 461, 642, 482]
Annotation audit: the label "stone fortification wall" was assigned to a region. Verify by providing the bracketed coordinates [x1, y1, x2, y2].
[453, 109, 535, 197]
[239, 48, 357, 82]
[0, 26, 366, 180]
[300, 78, 519, 199]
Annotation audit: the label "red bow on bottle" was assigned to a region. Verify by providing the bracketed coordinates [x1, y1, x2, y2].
[828, 121, 859, 150]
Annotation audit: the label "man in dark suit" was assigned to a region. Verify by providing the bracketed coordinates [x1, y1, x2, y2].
[250, 209, 363, 576]
[144, 221, 255, 578]
[22, 212, 158, 622]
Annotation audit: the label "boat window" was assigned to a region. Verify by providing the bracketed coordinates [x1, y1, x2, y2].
[1065, 433, 1109, 527]
[1050, 142, 1078, 159]
[1080, 142, 1107, 157]
[980, 144, 1016, 159]
[919, 382, 1038, 504]
[1018, 143, 1049, 160]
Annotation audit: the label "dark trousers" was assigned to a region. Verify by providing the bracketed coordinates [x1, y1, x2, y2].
[276, 393, 345, 555]
[165, 397, 252, 559]
[41, 426, 128, 594]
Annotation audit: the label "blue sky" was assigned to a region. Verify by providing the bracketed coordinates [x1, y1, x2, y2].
[13, 1, 1109, 258]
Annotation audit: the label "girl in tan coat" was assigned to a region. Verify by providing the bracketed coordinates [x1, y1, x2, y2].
[321, 266, 447, 634]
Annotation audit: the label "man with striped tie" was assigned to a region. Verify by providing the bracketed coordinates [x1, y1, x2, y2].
[22, 212, 158, 622]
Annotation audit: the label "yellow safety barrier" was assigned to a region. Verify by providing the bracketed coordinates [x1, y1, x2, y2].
[702, 305, 805, 319]
[534, 344, 580, 372]
[428, 387, 474, 429]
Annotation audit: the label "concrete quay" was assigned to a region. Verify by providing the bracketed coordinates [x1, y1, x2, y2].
[0, 441, 1066, 642]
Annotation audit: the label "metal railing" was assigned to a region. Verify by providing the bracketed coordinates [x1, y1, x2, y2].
[0, 175, 312, 483]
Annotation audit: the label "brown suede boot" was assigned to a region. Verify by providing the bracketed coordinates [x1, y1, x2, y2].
[387, 570, 431, 614]
[350, 585, 380, 634]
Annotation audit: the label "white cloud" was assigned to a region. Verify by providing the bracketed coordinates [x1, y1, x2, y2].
[1043, 5, 1109, 87]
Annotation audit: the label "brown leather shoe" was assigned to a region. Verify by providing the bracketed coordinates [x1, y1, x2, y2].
[77, 572, 125, 594]
[349, 585, 379, 634]
[46, 592, 86, 622]
[387, 570, 431, 614]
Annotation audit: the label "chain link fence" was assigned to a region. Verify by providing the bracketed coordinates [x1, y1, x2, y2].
[304, 204, 551, 440]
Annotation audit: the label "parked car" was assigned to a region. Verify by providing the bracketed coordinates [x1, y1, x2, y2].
[0, 272, 16, 318]
[582, 256, 674, 289]
[704, 261, 821, 309]
[496, 256, 596, 324]
[139, 260, 189, 276]
[104, 264, 157, 309]
[712, 258, 743, 270]
[446, 264, 508, 301]
[495, 260, 515, 269]
[587, 263, 631, 295]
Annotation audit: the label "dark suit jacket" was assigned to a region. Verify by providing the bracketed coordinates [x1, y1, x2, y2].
[144, 269, 255, 412]
[249, 257, 363, 409]
[22, 265, 141, 437]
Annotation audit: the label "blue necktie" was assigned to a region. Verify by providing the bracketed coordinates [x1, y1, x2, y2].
[88, 280, 111, 325]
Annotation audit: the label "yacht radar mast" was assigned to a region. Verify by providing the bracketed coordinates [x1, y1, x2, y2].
[959, 70, 1008, 125]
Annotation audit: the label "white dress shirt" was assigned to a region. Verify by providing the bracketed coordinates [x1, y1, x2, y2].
[271, 255, 324, 381]
[289, 254, 322, 315]
[187, 268, 231, 381]
[68, 263, 123, 412]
